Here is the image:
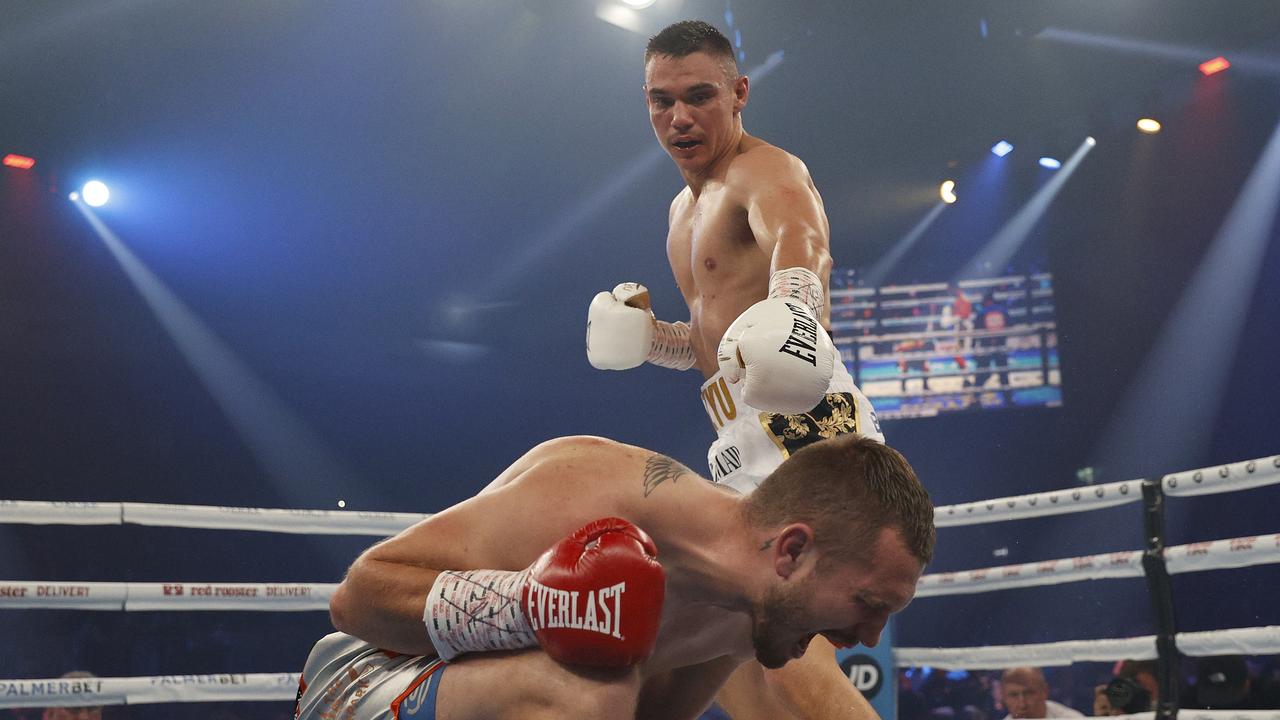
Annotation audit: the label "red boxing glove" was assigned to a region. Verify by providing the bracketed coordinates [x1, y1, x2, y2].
[524, 518, 665, 667]
[425, 517, 665, 668]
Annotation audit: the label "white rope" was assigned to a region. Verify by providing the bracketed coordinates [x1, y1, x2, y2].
[1, 453, 1274, 534]
[1179, 626, 1280, 656]
[915, 533, 1280, 598]
[1085, 713, 1280, 720]
[0, 500, 426, 535]
[13, 533, 1267, 612]
[0, 673, 299, 709]
[1166, 534, 1280, 575]
[1163, 456, 1280, 497]
[1176, 712, 1280, 720]
[914, 550, 1143, 597]
[895, 636, 1156, 670]
[933, 479, 1144, 527]
[0, 501, 121, 525]
[0, 581, 335, 611]
[895, 626, 1280, 670]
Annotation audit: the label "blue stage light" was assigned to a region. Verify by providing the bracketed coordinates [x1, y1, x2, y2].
[991, 140, 1013, 157]
[1039, 157, 1062, 169]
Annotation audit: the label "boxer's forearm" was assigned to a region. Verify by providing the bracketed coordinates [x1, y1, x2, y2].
[762, 636, 880, 720]
[330, 556, 439, 656]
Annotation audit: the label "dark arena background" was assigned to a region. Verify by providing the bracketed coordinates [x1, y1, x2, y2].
[2, 2, 1279, 719]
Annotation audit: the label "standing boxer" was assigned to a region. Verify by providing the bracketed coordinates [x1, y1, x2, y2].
[297, 433, 933, 719]
[585, 20, 886, 720]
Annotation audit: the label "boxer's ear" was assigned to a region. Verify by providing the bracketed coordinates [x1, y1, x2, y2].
[772, 523, 816, 579]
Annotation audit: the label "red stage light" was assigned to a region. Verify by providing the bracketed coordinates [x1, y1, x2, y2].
[3, 153, 36, 170]
[1199, 56, 1230, 76]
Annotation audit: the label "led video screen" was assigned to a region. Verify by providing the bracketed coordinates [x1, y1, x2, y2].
[830, 271, 1062, 420]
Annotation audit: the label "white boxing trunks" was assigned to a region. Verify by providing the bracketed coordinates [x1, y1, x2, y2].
[295, 632, 446, 720]
[701, 361, 884, 494]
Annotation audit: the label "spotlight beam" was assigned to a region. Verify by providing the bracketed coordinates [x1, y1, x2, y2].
[73, 203, 361, 501]
[957, 137, 1096, 280]
[860, 202, 948, 288]
[1037, 27, 1280, 75]
[1094, 118, 1280, 475]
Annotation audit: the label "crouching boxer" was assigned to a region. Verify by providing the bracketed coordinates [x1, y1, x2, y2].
[295, 433, 934, 719]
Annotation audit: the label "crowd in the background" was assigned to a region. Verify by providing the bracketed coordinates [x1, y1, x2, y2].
[900, 655, 1280, 720]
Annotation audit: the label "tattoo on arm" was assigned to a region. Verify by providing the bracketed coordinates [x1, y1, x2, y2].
[643, 454, 693, 497]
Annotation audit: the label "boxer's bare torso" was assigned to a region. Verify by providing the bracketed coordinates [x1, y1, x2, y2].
[665, 136, 833, 377]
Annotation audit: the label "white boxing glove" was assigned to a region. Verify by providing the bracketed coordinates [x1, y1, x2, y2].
[717, 287, 836, 413]
[587, 283, 655, 370]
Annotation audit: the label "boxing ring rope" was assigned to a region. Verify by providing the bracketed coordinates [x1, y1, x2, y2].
[0, 673, 300, 709]
[0, 500, 426, 534]
[3, 531, 1274, 610]
[897, 453, 1280, 720]
[894, 626, 1280, 669]
[0, 454, 1276, 709]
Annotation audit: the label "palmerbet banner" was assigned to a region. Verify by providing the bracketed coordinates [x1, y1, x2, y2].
[836, 619, 895, 720]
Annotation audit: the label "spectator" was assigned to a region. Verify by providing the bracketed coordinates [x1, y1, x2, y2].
[1186, 655, 1252, 710]
[37, 672, 102, 720]
[1000, 667, 1083, 719]
[1101, 659, 1158, 715]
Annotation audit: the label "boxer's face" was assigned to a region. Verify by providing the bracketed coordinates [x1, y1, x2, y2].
[751, 527, 921, 669]
[644, 51, 748, 176]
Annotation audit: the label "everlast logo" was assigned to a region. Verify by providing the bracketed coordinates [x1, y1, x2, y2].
[526, 580, 625, 638]
[778, 302, 819, 365]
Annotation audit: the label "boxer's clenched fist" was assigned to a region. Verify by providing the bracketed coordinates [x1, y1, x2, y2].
[717, 298, 835, 414]
[587, 283, 655, 370]
[425, 517, 665, 668]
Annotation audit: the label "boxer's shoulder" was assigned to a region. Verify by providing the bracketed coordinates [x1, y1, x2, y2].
[725, 139, 810, 188]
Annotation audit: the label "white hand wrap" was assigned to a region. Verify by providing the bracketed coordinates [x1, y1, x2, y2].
[768, 267, 825, 317]
[424, 569, 535, 662]
[647, 320, 696, 370]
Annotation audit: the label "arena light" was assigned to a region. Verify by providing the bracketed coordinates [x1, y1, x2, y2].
[1199, 56, 1230, 76]
[1137, 118, 1162, 134]
[1038, 157, 1062, 170]
[939, 180, 957, 204]
[619, 0, 655, 8]
[991, 140, 1014, 157]
[957, 136, 1096, 280]
[82, 180, 110, 207]
[3, 153, 36, 170]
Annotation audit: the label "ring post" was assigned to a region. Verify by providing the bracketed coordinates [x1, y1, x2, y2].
[1140, 478, 1179, 720]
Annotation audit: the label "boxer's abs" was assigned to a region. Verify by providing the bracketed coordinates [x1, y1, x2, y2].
[668, 189, 771, 376]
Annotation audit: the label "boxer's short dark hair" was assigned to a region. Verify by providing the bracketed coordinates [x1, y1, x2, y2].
[645, 20, 738, 75]
[745, 434, 936, 565]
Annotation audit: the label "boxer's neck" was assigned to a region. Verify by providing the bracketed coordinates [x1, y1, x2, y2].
[660, 510, 764, 613]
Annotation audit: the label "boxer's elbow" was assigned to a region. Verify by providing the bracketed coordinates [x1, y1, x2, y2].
[328, 556, 380, 636]
[328, 578, 359, 635]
